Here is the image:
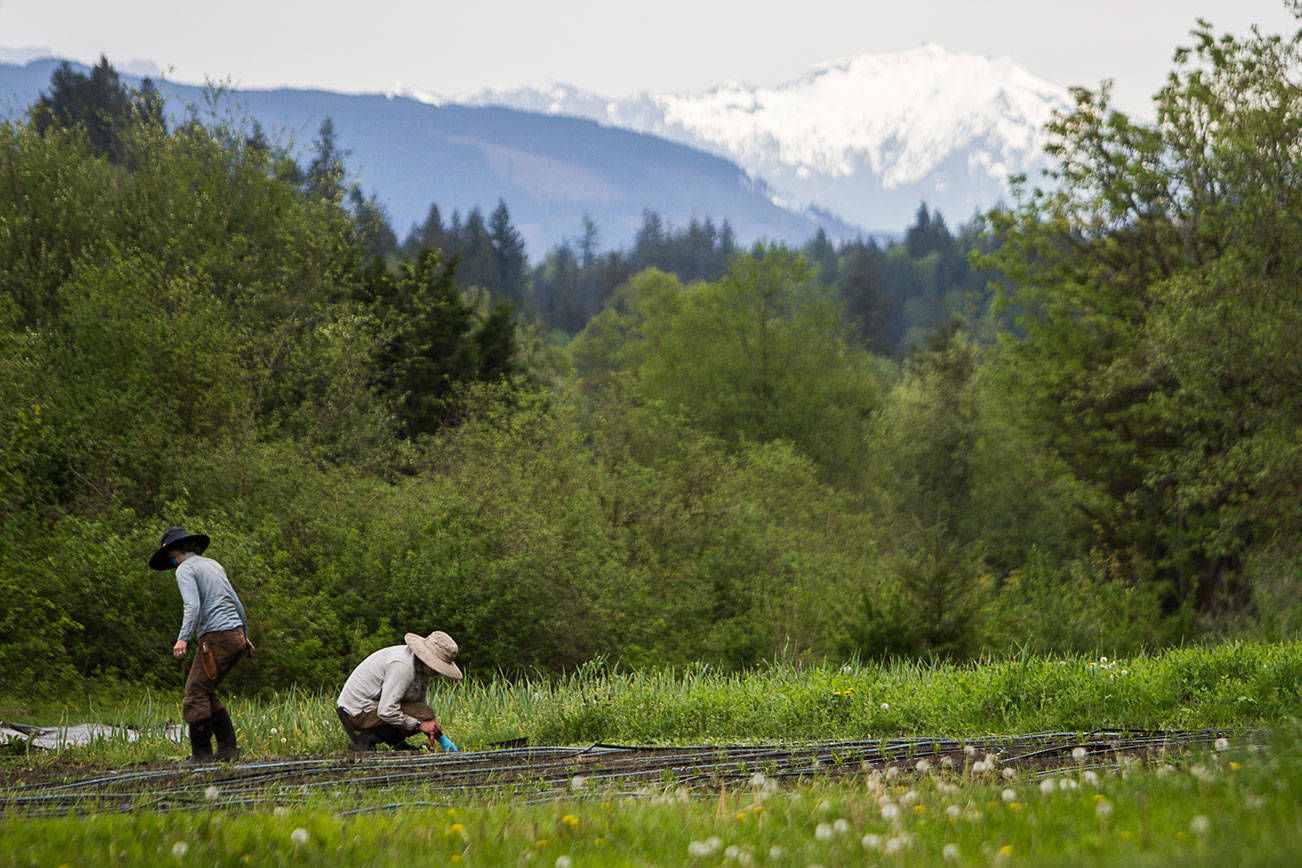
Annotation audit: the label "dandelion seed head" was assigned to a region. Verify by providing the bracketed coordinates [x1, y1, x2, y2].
[884, 836, 908, 854]
[555, 857, 573, 868]
[270, 727, 277, 734]
[1072, 747, 1087, 761]
[1082, 770, 1099, 785]
[1190, 815, 1211, 835]
[881, 702, 890, 710]
[1096, 800, 1113, 818]
[1040, 779, 1056, 795]
[1002, 767, 1015, 780]
[861, 833, 882, 850]
[1214, 738, 1230, 751]
[943, 843, 960, 861]
[963, 745, 976, 756]
[881, 803, 900, 821]
[280, 737, 287, 744]
[724, 845, 740, 860]
[171, 841, 188, 858]
[291, 828, 309, 845]
[749, 772, 767, 789]
[204, 785, 219, 801]
[915, 759, 930, 773]
[1001, 788, 1017, 802]
[946, 804, 960, 819]
[768, 844, 784, 860]
[570, 775, 587, 791]
[900, 790, 917, 807]
[815, 822, 834, 841]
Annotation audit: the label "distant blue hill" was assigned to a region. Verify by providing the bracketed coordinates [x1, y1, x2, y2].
[0, 58, 860, 254]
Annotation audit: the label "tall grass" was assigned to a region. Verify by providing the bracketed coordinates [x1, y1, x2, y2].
[4, 641, 1299, 767]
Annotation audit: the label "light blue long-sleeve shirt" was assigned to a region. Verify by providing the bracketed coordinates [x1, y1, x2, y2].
[175, 554, 248, 642]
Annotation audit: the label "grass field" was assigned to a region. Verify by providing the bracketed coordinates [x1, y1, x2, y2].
[2, 641, 1301, 864]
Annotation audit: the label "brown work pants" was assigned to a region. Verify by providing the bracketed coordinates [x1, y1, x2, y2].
[341, 700, 438, 734]
[182, 626, 248, 724]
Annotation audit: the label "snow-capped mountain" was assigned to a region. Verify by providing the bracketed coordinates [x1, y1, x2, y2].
[398, 45, 1071, 233]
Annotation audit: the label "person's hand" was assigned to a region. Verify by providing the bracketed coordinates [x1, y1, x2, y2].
[419, 719, 443, 737]
[245, 638, 256, 658]
[172, 639, 188, 660]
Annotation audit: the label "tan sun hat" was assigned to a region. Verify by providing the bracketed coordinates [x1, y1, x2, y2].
[404, 630, 463, 680]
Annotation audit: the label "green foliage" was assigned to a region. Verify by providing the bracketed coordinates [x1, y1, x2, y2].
[980, 19, 1302, 619]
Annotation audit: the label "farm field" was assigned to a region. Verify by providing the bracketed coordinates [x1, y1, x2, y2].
[3, 642, 1302, 864]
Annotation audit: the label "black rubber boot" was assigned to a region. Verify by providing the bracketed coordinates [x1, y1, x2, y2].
[186, 718, 215, 764]
[211, 709, 240, 762]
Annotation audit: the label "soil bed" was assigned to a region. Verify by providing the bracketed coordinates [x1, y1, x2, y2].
[0, 729, 1229, 818]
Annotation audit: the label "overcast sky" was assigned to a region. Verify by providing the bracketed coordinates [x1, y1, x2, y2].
[2, 0, 1298, 113]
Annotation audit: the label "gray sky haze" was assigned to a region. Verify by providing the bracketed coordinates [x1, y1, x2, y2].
[2, 0, 1298, 113]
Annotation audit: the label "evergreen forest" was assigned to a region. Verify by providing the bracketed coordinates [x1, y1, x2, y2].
[1, 17, 1299, 695]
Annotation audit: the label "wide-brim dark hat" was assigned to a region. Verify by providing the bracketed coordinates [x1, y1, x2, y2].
[149, 526, 210, 570]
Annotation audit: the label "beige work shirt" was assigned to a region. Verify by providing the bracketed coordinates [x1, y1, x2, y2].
[336, 645, 429, 733]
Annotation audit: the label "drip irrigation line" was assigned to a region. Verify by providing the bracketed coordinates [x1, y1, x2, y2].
[1, 730, 1239, 818]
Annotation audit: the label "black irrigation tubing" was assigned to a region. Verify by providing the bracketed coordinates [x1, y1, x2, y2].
[1, 730, 1237, 818]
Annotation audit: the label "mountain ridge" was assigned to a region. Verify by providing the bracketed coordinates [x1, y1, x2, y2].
[419, 44, 1071, 230]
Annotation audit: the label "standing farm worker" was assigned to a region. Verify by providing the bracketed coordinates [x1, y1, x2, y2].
[149, 526, 255, 763]
[336, 631, 462, 752]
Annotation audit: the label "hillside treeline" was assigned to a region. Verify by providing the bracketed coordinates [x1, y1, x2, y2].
[1, 19, 1300, 694]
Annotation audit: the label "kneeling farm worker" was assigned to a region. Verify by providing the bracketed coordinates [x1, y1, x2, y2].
[336, 630, 462, 752]
[149, 526, 255, 763]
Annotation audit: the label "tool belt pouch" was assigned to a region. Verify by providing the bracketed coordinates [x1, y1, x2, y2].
[199, 638, 218, 679]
